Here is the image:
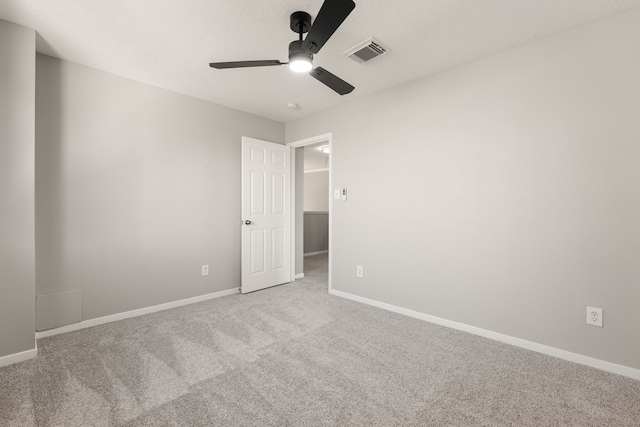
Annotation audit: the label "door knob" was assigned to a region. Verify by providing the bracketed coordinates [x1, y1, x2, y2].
[244, 220, 252, 225]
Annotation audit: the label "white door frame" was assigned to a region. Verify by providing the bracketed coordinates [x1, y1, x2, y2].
[287, 133, 333, 291]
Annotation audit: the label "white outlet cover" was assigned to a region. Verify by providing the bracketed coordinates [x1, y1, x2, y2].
[586, 306, 603, 327]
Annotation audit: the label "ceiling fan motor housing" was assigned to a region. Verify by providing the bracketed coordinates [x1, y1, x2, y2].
[289, 40, 312, 63]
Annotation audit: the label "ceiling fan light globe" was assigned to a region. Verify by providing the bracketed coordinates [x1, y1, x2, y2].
[289, 58, 312, 73]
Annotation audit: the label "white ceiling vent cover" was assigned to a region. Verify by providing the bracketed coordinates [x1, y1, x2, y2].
[344, 37, 389, 64]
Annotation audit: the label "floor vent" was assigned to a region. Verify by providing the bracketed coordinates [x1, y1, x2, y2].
[344, 37, 389, 64]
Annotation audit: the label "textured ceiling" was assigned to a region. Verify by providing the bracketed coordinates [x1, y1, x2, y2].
[2, 0, 640, 123]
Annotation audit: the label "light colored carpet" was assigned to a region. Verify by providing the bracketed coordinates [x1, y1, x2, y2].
[1, 253, 639, 426]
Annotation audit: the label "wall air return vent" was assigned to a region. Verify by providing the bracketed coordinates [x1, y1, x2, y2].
[344, 37, 389, 64]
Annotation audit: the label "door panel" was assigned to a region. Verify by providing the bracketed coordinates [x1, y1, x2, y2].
[271, 173, 285, 215]
[250, 229, 266, 275]
[271, 227, 285, 270]
[250, 171, 266, 215]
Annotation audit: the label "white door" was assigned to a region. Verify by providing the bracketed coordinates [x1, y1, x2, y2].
[241, 137, 291, 293]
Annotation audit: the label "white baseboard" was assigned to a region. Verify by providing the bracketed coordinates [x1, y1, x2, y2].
[304, 250, 328, 257]
[295, 273, 305, 279]
[329, 289, 640, 381]
[0, 346, 38, 368]
[36, 287, 240, 339]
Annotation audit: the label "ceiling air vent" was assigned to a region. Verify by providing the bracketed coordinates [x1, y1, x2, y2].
[344, 37, 389, 64]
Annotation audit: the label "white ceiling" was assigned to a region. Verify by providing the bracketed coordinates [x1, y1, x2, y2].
[2, 0, 640, 123]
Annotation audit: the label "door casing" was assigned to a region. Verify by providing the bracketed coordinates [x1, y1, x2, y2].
[287, 133, 333, 291]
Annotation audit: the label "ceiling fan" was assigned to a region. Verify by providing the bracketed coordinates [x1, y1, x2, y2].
[209, 0, 356, 95]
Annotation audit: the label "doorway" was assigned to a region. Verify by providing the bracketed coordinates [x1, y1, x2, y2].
[287, 133, 332, 290]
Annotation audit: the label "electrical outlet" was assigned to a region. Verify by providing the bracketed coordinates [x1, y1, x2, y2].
[202, 265, 209, 276]
[586, 306, 603, 327]
[356, 266, 363, 277]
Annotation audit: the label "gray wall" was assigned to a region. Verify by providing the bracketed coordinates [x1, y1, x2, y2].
[286, 8, 640, 370]
[304, 212, 329, 254]
[35, 55, 284, 321]
[0, 20, 36, 357]
[303, 171, 329, 212]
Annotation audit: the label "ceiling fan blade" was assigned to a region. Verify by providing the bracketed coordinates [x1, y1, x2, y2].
[302, 0, 355, 54]
[309, 67, 354, 95]
[209, 60, 284, 69]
